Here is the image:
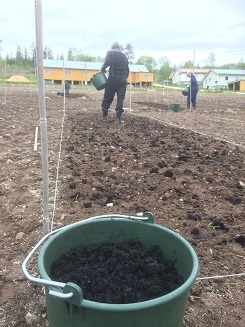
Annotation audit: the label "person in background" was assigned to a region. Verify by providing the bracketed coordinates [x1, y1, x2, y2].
[65, 81, 71, 96]
[186, 72, 198, 109]
[101, 41, 129, 124]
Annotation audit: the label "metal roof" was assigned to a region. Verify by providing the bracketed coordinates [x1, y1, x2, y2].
[211, 69, 245, 75]
[227, 79, 245, 83]
[43, 59, 149, 72]
[177, 68, 210, 74]
[43, 59, 101, 70]
[129, 64, 149, 72]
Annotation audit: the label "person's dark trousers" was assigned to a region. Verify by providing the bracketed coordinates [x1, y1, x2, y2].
[187, 87, 198, 108]
[102, 76, 127, 117]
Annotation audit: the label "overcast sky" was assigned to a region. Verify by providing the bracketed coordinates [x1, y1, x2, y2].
[1, 0, 245, 66]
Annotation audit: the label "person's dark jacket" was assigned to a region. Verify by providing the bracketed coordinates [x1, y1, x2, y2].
[190, 74, 198, 89]
[101, 50, 129, 78]
[65, 82, 71, 90]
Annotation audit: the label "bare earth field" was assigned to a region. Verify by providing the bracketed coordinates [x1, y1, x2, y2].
[0, 84, 244, 326]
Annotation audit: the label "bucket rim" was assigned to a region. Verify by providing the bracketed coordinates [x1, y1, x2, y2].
[38, 216, 199, 311]
[90, 71, 107, 81]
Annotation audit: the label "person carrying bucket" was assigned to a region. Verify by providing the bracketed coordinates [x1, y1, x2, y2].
[186, 71, 198, 109]
[101, 41, 129, 124]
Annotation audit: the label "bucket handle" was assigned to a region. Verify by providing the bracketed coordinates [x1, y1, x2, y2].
[22, 213, 154, 300]
[22, 227, 74, 300]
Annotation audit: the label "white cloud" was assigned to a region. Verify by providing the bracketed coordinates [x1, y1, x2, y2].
[1, 0, 245, 65]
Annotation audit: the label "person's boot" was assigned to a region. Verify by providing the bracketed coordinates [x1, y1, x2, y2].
[101, 108, 108, 121]
[115, 111, 123, 124]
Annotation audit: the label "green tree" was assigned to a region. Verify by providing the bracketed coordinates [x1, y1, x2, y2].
[158, 57, 172, 80]
[47, 48, 54, 59]
[236, 58, 245, 69]
[202, 52, 217, 68]
[67, 47, 83, 60]
[30, 43, 36, 61]
[43, 46, 48, 59]
[15, 45, 23, 65]
[6, 54, 13, 66]
[30, 43, 36, 72]
[67, 48, 74, 60]
[96, 55, 105, 62]
[218, 63, 236, 69]
[0, 40, 3, 59]
[122, 43, 135, 63]
[208, 52, 216, 67]
[67, 47, 104, 62]
[181, 60, 193, 68]
[136, 55, 157, 72]
[23, 47, 30, 66]
[43, 46, 54, 59]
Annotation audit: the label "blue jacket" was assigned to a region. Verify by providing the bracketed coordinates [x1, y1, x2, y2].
[190, 74, 198, 89]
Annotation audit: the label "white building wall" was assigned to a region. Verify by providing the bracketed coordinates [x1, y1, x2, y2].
[203, 72, 245, 89]
[172, 71, 207, 85]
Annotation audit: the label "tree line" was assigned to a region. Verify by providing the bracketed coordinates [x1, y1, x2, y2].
[1, 43, 244, 82]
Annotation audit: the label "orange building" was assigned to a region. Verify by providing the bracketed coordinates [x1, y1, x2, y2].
[228, 79, 245, 92]
[43, 59, 153, 87]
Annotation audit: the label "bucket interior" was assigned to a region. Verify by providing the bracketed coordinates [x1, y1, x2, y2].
[38, 217, 198, 296]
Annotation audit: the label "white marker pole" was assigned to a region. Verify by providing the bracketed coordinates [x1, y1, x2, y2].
[34, 126, 38, 151]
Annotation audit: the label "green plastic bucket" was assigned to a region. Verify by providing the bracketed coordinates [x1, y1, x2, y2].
[182, 87, 189, 96]
[170, 103, 180, 112]
[90, 72, 107, 90]
[36, 214, 198, 327]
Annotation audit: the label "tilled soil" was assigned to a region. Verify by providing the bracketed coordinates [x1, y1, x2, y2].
[0, 85, 244, 326]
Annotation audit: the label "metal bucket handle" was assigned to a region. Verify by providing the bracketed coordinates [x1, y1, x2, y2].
[22, 213, 154, 301]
